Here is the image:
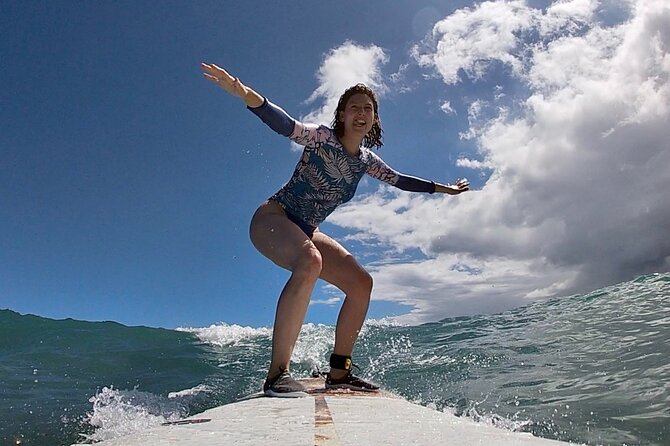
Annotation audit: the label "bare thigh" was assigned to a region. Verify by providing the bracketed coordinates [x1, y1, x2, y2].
[249, 201, 320, 270]
[312, 231, 372, 296]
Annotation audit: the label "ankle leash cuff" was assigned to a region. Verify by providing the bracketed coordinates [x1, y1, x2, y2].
[329, 353, 352, 370]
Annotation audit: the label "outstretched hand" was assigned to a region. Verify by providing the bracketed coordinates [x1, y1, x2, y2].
[201, 63, 249, 99]
[437, 178, 470, 195]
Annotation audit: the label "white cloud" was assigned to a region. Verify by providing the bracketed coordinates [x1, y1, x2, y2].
[319, 0, 670, 324]
[368, 254, 578, 325]
[440, 100, 455, 114]
[412, 0, 535, 84]
[302, 41, 389, 127]
[309, 297, 342, 306]
[390, 63, 420, 94]
[455, 158, 495, 170]
[539, 0, 597, 36]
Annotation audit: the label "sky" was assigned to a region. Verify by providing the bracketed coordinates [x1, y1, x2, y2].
[1, 0, 669, 329]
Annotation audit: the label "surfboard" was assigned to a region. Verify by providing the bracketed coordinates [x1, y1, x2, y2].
[72, 378, 579, 445]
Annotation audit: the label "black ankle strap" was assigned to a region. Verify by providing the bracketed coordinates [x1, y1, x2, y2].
[329, 353, 352, 370]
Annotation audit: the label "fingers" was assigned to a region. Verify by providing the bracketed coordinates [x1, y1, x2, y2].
[202, 72, 220, 84]
[451, 178, 469, 193]
[201, 62, 230, 77]
[455, 178, 469, 190]
[201, 62, 233, 82]
[201, 62, 245, 96]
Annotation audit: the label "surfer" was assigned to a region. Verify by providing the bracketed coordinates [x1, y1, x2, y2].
[202, 62, 469, 397]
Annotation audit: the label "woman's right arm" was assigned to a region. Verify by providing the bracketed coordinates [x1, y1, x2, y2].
[202, 62, 293, 136]
[201, 62, 325, 144]
[201, 62, 264, 108]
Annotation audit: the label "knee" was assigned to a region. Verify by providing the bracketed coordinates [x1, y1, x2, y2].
[353, 270, 373, 299]
[294, 245, 323, 278]
[362, 271, 373, 296]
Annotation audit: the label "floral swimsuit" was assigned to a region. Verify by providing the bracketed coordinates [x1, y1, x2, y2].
[249, 98, 435, 236]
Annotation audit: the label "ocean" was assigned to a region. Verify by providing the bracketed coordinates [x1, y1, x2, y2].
[1, 273, 668, 446]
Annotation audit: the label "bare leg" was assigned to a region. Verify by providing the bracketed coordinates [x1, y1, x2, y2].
[249, 201, 322, 380]
[312, 231, 373, 379]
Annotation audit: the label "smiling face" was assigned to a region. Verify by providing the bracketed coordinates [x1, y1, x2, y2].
[332, 84, 384, 149]
[339, 93, 375, 137]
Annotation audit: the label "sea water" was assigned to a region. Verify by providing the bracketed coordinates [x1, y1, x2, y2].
[1, 273, 668, 445]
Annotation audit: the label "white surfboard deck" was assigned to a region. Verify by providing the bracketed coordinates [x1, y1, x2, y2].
[74, 378, 579, 445]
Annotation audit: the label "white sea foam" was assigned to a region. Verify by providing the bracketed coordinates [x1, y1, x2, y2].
[292, 323, 335, 370]
[178, 318, 404, 350]
[409, 399, 531, 434]
[461, 406, 533, 433]
[167, 384, 211, 399]
[177, 322, 335, 368]
[176, 323, 272, 347]
[363, 317, 408, 328]
[176, 317, 404, 353]
[80, 387, 184, 443]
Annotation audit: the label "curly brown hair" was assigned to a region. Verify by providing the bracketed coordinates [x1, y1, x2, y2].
[331, 83, 384, 149]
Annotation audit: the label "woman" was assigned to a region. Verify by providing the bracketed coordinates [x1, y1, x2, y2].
[202, 62, 469, 397]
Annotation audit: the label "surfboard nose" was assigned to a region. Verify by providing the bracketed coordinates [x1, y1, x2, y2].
[72, 378, 574, 446]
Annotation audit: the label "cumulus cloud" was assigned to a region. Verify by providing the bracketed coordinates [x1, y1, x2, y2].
[301, 41, 388, 127]
[412, 0, 536, 84]
[322, 0, 670, 324]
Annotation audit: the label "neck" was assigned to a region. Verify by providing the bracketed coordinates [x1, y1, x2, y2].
[339, 132, 364, 156]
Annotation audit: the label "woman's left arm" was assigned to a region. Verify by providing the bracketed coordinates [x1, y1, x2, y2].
[366, 151, 469, 195]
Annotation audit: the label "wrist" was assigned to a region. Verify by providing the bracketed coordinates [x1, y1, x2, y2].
[243, 89, 264, 108]
[436, 183, 457, 195]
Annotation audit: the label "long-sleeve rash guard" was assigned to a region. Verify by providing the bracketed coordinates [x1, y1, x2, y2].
[248, 98, 436, 228]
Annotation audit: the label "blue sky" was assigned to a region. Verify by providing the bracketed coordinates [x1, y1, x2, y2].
[2, 0, 669, 329]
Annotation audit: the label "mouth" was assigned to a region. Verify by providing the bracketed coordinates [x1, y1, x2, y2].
[353, 119, 367, 128]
